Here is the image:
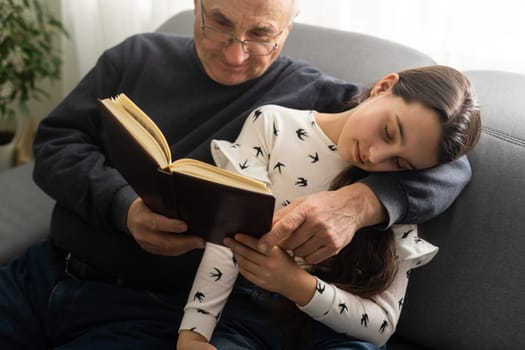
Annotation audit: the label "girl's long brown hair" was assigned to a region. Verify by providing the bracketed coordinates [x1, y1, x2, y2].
[308, 166, 398, 298]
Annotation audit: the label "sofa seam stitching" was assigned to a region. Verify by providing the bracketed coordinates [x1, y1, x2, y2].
[482, 126, 525, 148]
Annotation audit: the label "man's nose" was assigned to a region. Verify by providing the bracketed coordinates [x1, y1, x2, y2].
[223, 41, 250, 65]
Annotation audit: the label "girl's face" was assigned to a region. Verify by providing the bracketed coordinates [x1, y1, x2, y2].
[338, 74, 442, 172]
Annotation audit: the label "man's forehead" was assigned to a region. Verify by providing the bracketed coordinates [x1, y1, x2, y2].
[203, 0, 291, 30]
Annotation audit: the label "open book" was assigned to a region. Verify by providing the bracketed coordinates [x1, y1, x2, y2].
[99, 93, 275, 244]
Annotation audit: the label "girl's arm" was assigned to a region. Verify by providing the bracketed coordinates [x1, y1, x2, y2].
[178, 243, 238, 342]
[226, 229, 436, 347]
[297, 262, 413, 347]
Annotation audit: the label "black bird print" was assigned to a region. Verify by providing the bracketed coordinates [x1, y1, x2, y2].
[316, 281, 325, 294]
[231, 143, 240, 148]
[197, 309, 210, 315]
[296, 128, 308, 140]
[232, 255, 237, 266]
[308, 152, 319, 163]
[398, 298, 404, 309]
[379, 320, 388, 333]
[338, 302, 348, 314]
[210, 267, 223, 282]
[328, 144, 337, 151]
[252, 109, 262, 122]
[253, 146, 264, 158]
[273, 122, 279, 136]
[295, 177, 308, 187]
[273, 162, 285, 173]
[239, 160, 248, 170]
[414, 237, 423, 244]
[401, 229, 414, 238]
[360, 313, 369, 327]
[194, 291, 205, 302]
[190, 327, 197, 331]
[281, 199, 291, 207]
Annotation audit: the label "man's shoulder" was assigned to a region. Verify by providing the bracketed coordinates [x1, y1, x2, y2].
[119, 32, 192, 50]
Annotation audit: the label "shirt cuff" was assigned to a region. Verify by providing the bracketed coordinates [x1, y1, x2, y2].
[297, 277, 336, 319]
[359, 175, 407, 229]
[178, 308, 218, 341]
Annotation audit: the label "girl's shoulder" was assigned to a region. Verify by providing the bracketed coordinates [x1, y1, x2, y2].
[252, 104, 314, 122]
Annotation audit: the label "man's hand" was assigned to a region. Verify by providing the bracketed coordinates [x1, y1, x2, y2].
[127, 198, 205, 256]
[177, 330, 216, 350]
[257, 183, 387, 264]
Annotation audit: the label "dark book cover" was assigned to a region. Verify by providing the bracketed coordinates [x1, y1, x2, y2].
[99, 99, 275, 245]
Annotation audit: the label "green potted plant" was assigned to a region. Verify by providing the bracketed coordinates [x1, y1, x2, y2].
[0, 0, 67, 169]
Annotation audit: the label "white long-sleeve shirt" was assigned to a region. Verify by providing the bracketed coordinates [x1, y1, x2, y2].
[179, 105, 438, 346]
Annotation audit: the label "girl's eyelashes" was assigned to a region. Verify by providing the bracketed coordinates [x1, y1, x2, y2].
[383, 124, 392, 143]
[394, 157, 403, 169]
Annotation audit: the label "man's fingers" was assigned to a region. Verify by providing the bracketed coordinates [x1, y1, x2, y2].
[258, 206, 307, 253]
[271, 199, 301, 225]
[301, 245, 334, 265]
[140, 233, 204, 256]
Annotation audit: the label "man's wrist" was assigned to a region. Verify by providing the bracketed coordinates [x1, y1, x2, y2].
[340, 182, 387, 228]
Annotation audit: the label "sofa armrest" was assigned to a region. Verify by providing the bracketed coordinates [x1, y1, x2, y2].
[0, 162, 54, 265]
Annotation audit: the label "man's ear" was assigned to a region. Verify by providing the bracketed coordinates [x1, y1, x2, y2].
[370, 73, 400, 96]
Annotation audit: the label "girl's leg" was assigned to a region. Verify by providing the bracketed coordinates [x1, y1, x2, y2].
[304, 320, 387, 350]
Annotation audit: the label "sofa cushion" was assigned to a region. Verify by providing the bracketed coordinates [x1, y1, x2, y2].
[393, 70, 525, 349]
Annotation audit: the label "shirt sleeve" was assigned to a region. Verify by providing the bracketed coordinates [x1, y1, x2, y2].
[211, 106, 277, 185]
[298, 224, 438, 347]
[178, 242, 238, 341]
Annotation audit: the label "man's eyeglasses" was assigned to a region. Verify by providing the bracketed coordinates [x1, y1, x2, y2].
[199, 0, 284, 56]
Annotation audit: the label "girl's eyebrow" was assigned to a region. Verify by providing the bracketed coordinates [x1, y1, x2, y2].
[395, 114, 405, 146]
[395, 114, 417, 170]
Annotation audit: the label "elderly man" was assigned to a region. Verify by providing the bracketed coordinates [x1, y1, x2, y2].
[0, 0, 470, 348]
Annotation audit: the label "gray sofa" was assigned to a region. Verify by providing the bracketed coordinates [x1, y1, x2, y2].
[1, 10, 524, 350]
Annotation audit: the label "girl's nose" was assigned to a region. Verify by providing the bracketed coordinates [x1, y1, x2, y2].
[368, 144, 394, 164]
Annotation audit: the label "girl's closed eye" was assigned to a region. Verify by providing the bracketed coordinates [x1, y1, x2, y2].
[383, 124, 393, 143]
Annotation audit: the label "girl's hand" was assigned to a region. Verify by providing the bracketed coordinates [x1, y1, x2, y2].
[177, 330, 216, 350]
[224, 234, 317, 306]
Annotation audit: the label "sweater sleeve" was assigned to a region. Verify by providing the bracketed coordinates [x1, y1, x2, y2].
[360, 156, 471, 228]
[32, 36, 136, 230]
[179, 242, 238, 341]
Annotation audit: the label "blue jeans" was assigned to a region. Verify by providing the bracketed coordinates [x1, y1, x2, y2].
[0, 241, 385, 349]
[212, 280, 386, 350]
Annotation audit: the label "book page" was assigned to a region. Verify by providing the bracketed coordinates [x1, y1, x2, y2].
[101, 97, 169, 168]
[116, 94, 172, 164]
[169, 158, 272, 195]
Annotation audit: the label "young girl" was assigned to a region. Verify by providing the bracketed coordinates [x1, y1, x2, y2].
[177, 65, 481, 349]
